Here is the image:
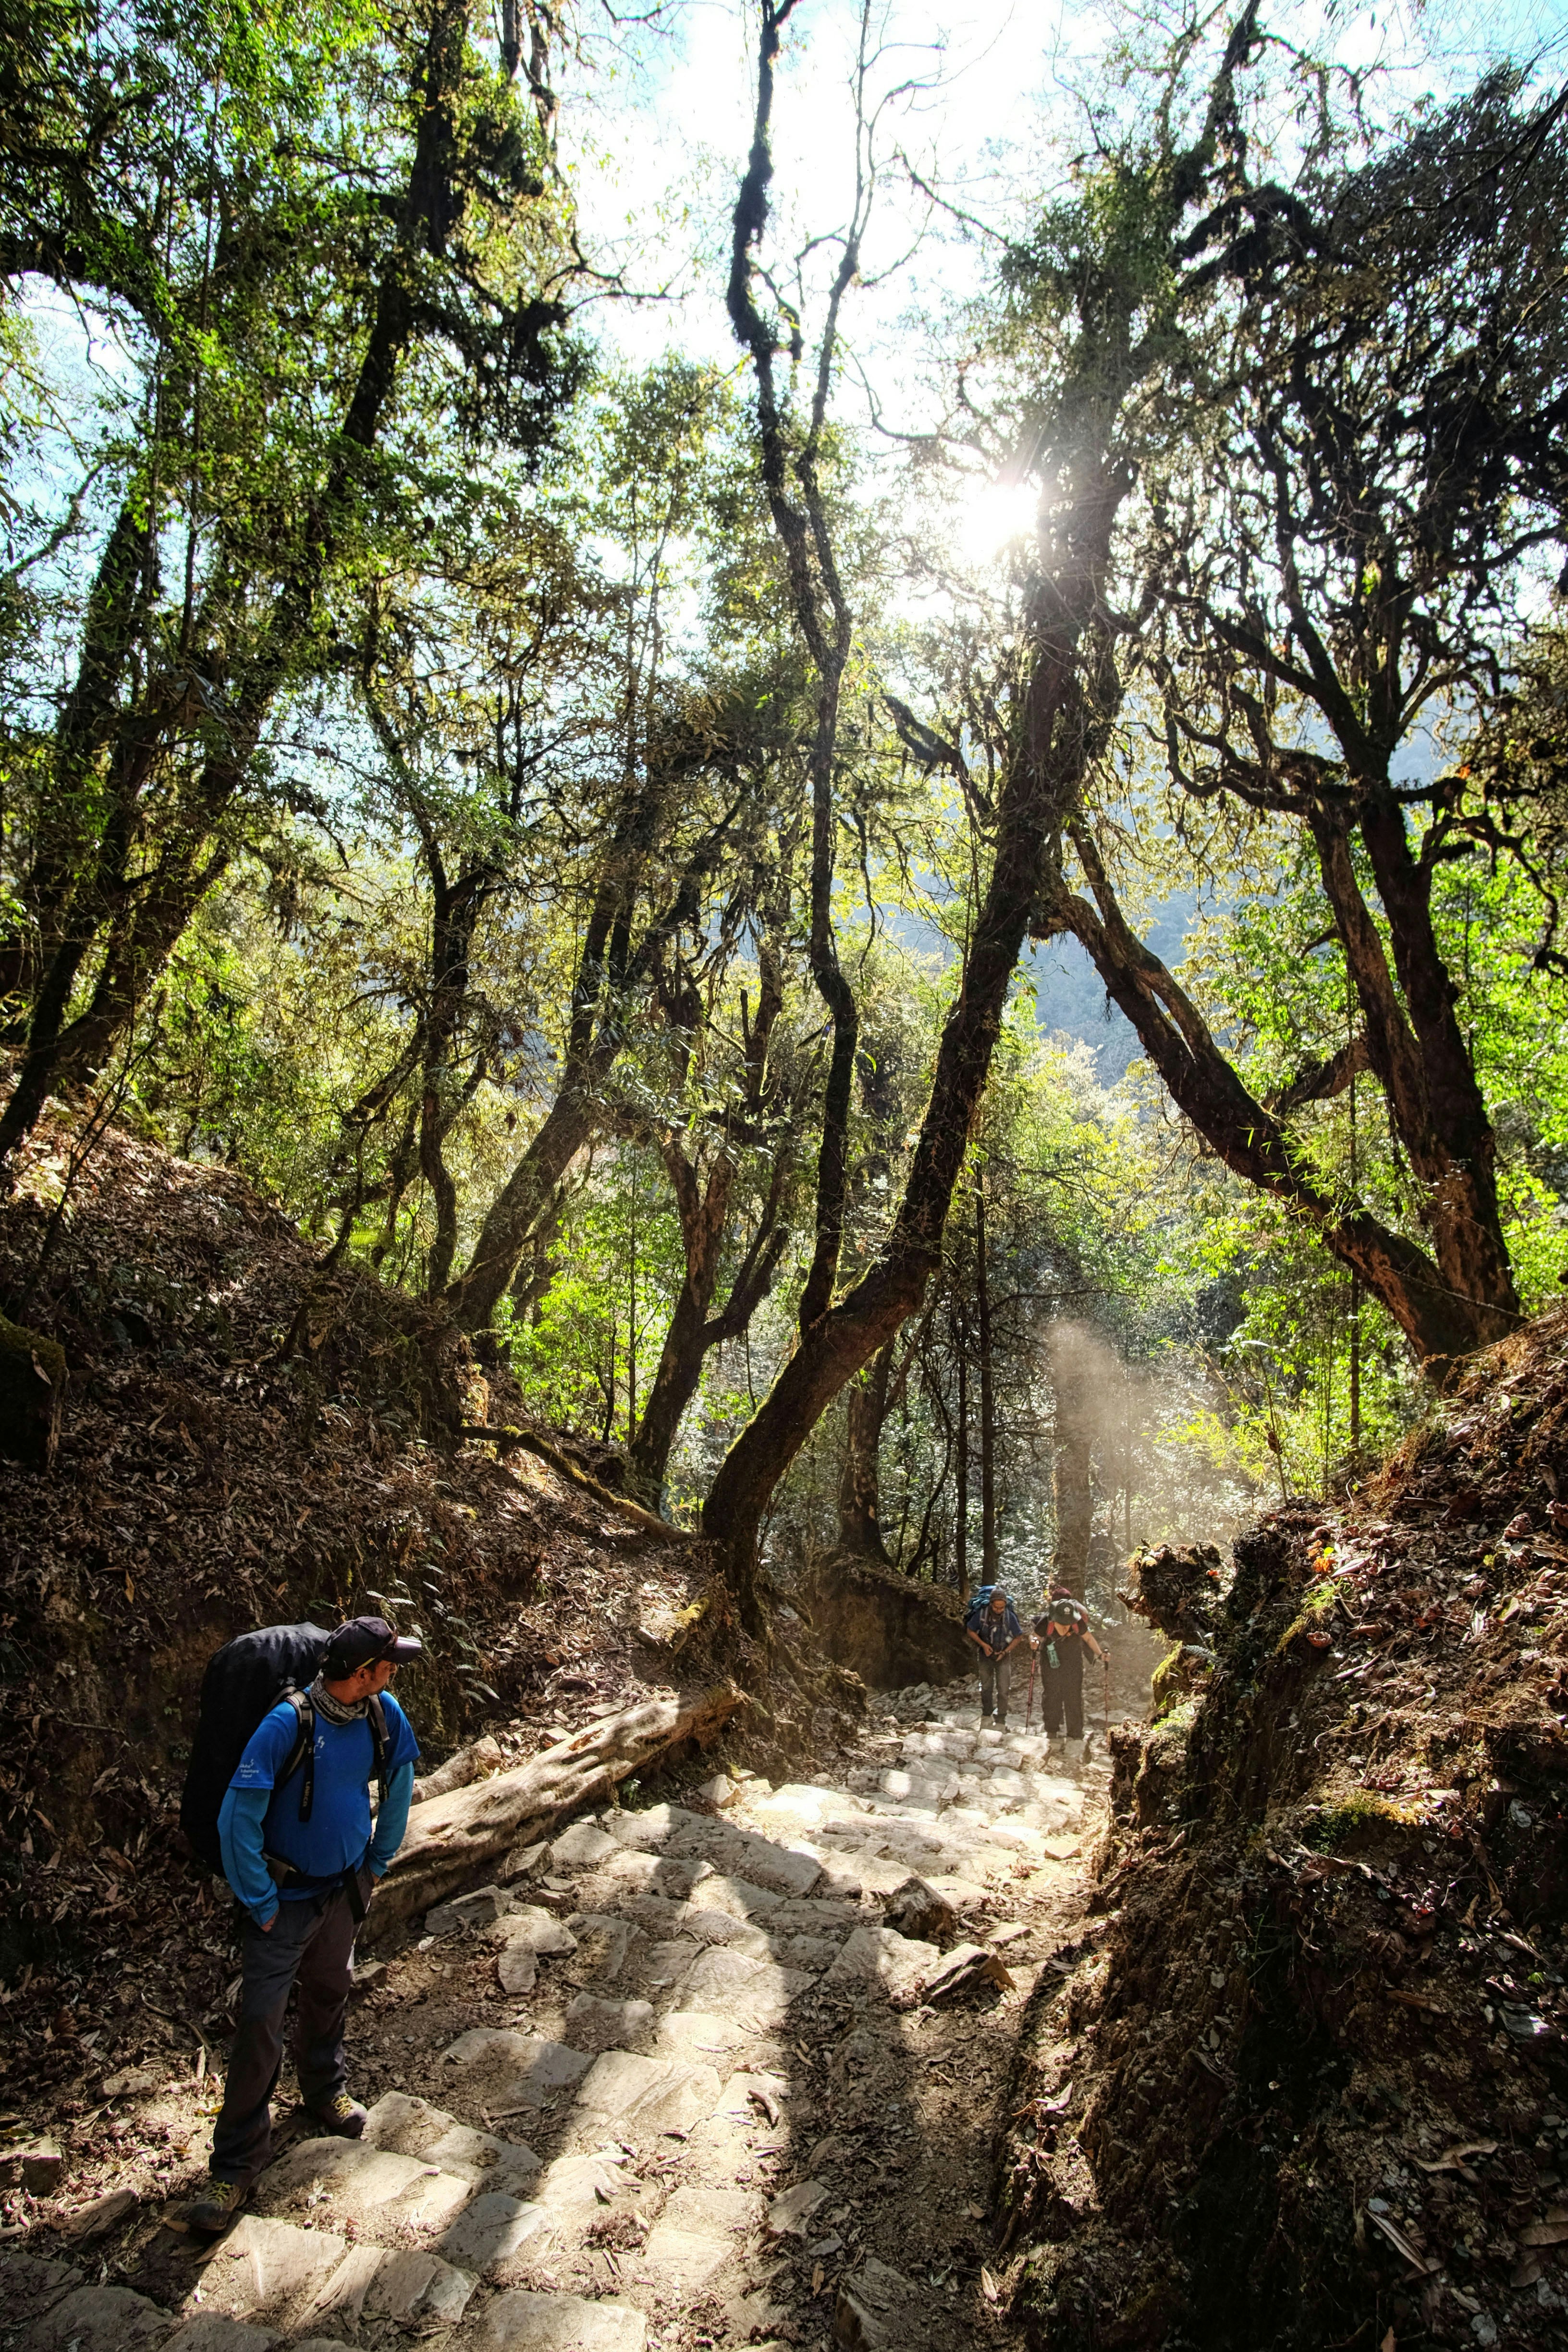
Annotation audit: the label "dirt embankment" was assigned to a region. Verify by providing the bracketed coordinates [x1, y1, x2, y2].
[999, 1307, 1568, 2352]
[797, 1547, 975, 1690]
[0, 1107, 762, 2119]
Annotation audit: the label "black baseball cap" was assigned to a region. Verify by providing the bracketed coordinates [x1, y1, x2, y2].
[323, 1616, 423, 1677]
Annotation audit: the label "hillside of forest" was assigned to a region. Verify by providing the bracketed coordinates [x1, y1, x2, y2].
[0, 1108, 769, 1997]
[999, 1304, 1568, 2352]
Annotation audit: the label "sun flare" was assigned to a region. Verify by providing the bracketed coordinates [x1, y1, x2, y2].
[957, 478, 1041, 564]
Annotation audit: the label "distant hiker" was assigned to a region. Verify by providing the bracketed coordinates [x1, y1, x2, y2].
[1031, 1582, 1109, 1767]
[965, 1584, 1026, 1726]
[184, 1616, 422, 2239]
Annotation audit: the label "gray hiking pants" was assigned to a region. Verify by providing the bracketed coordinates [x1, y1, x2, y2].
[977, 1651, 1012, 1720]
[210, 1867, 368, 2182]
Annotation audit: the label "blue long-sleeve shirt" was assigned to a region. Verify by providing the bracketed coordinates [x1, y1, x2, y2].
[218, 1692, 418, 1923]
[219, 1763, 416, 1922]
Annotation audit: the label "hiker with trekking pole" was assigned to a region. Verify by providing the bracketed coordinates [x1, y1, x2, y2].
[1030, 1582, 1110, 1771]
[178, 1616, 423, 2238]
[963, 1583, 1028, 1727]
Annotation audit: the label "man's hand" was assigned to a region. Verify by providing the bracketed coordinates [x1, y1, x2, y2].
[257, 1915, 275, 1932]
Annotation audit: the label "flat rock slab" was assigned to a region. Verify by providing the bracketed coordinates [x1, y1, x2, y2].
[192, 2215, 347, 2329]
[637, 1935, 699, 1994]
[564, 1991, 657, 2050]
[602, 1803, 699, 1853]
[572, 2049, 723, 2139]
[253, 2136, 470, 2234]
[767, 2178, 829, 2237]
[643, 2183, 762, 2287]
[672, 1946, 813, 2028]
[849, 1855, 932, 1899]
[498, 1943, 539, 1995]
[298, 2241, 386, 2333]
[163, 2319, 285, 2351]
[924, 1873, 991, 1912]
[654, 2010, 749, 2061]
[766, 1897, 863, 1936]
[561, 1912, 643, 1982]
[19, 2284, 169, 2352]
[363, 2245, 479, 2324]
[531, 2151, 640, 2237]
[833, 2255, 919, 2351]
[685, 1872, 781, 1923]
[622, 1892, 769, 1956]
[490, 1904, 579, 1957]
[434, 2191, 551, 2275]
[441, 2028, 595, 2108]
[824, 1925, 939, 1999]
[426, 1884, 512, 1936]
[768, 1931, 840, 1971]
[598, 1849, 710, 1901]
[664, 1821, 821, 1899]
[477, 2288, 648, 2350]
[548, 1822, 620, 1870]
[360, 2090, 540, 2192]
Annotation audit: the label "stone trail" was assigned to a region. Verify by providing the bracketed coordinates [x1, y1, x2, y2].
[4, 1679, 1110, 2352]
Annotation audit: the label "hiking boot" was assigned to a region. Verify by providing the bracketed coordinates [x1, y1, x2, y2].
[1065, 1737, 1086, 1772]
[183, 2177, 248, 2239]
[308, 2089, 367, 2138]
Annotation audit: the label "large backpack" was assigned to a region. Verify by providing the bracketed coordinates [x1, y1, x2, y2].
[964, 1586, 1000, 1638]
[180, 1622, 389, 1876]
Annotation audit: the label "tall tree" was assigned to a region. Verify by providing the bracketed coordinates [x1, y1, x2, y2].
[623, 928, 799, 1505]
[1037, 72, 1568, 1371]
[0, 0, 577, 1168]
[702, 1, 1264, 1627]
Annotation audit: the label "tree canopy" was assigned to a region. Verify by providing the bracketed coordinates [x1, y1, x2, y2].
[4, 0, 1567, 1619]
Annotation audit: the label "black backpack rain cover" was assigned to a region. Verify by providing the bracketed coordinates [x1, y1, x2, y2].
[180, 1622, 330, 1873]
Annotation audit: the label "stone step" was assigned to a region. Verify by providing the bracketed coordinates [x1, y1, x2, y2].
[601, 1801, 700, 1852]
[18, 2280, 171, 2352]
[433, 2189, 552, 2275]
[187, 2219, 480, 2331]
[668, 1944, 814, 2030]
[251, 2133, 472, 2238]
[653, 2009, 751, 2061]
[359, 2089, 541, 2193]
[440, 2027, 597, 2113]
[642, 2181, 763, 2288]
[564, 1990, 658, 2049]
[529, 2148, 644, 2240]
[568, 2047, 724, 2141]
[662, 1819, 822, 1899]
[823, 1923, 939, 1999]
[185, 2215, 347, 2334]
[475, 2287, 647, 2349]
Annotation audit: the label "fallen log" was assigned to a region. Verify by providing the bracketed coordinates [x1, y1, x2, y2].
[411, 1733, 504, 1807]
[369, 1681, 744, 1934]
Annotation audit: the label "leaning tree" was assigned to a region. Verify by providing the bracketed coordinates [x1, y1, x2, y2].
[1035, 72, 1568, 1371]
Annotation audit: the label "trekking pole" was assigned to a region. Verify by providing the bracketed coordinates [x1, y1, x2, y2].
[1024, 1646, 1038, 1735]
[1102, 1656, 1111, 1746]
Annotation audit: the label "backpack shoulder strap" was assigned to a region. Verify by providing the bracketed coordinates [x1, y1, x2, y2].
[279, 1689, 317, 1824]
[367, 1694, 391, 1804]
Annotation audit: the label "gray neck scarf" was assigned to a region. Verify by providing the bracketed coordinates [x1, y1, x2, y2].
[309, 1674, 368, 1725]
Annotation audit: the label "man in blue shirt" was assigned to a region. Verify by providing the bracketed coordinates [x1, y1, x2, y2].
[184, 1616, 422, 2238]
[965, 1585, 1026, 1726]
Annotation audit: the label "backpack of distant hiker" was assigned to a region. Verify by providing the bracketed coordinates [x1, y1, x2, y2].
[179, 1622, 389, 1877]
[964, 1587, 1000, 1640]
